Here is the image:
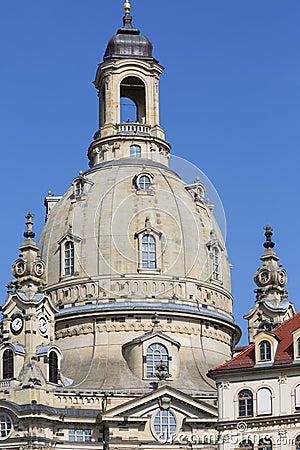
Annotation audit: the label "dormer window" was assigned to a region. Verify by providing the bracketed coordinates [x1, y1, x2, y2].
[212, 247, 220, 280]
[135, 217, 162, 273]
[64, 241, 74, 276]
[146, 343, 169, 378]
[259, 340, 271, 361]
[206, 237, 224, 283]
[74, 180, 84, 197]
[142, 235, 156, 269]
[130, 145, 141, 158]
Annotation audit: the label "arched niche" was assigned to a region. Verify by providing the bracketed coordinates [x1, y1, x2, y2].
[120, 76, 146, 123]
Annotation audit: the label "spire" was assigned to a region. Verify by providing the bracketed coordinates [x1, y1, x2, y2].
[123, 1, 133, 28]
[253, 225, 288, 307]
[24, 211, 35, 239]
[10, 213, 46, 299]
[263, 224, 275, 249]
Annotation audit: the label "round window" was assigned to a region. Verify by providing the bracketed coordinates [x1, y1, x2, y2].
[0, 414, 13, 439]
[138, 175, 151, 190]
[153, 409, 176, 442]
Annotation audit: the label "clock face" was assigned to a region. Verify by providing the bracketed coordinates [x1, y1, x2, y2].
[259, 271, 270, 284]
[11, 316, 23, 334]
[38, 316, 48, 335]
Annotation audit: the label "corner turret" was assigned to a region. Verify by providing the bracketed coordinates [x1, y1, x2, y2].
[244, 225, 296, 343]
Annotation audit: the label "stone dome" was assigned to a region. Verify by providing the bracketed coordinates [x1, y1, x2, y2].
[39, 158, 232, 319]
[39, 158, 237, 392]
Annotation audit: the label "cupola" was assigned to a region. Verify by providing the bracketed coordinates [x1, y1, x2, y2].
[104, 1, 154, 61]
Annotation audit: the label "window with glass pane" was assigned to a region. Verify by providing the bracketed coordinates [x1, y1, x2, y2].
[212, 247, 220, 280]
[142, 234, 156, 269]
[239, 440, 254, 449]
[153, 409, 176, 442]
[64, 241, 74, 275]
[75, 180, 84, 197]
[238, 389, 253, 417]
[69, 429, 92, 442]
[259, 340, 271, 361]
[3, 349, 14, 379]
[296, 434, 300, 449]
[258, 438, 272, 450]
[146, 343, 168, 378]
[49, 351, 58, 384]
[130, 145, 141, 158]
[298, 338, 300, 357]
[0, 414, 12, 439]
[139, 175, 151, 190]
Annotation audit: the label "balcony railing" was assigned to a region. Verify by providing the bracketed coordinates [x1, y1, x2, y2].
[117, 122, 150, 135]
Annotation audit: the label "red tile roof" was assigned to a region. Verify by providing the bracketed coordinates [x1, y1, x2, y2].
[210, 312, 300, 373]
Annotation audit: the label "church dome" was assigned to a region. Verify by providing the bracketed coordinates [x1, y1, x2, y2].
[39, 158, 232, 320]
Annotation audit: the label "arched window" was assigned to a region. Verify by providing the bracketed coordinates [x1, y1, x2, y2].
[295, 385, 300, 410]
[142, 235, 156, 269]
[239, 440, 254, 449]
[238, 389, 253, 417]
[146, 343, 168, 378]
[130, 145, 141, 158]
[2, 349, 14, 379]
[259, 340, 271, 361]
[257, 387, 272, 415]
[120, 76, 146, 123]
[64, 241, 74, 276]
[153, 409, 176, 442]
[49, 351, 58, 384]
[258, 438, 272, 450]
[0, 414, 13, 439]
[295, 434, 300, 449]
[212, 247, 220, 280]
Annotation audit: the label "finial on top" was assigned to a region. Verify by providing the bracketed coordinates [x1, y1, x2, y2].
[124, 1, 131, 15]
[152, 312, 160, 328]
[24, 212, 35, 239]
[263, 224, 275, 249]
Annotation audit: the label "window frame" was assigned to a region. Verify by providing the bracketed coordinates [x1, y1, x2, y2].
[68, 428, 92, 442]
[256, 387, 272, 416]
[146, 343, 169, 379]
[0, 414, 13, 440]
[48, 350, 59, 384]
[130, 145, 141, 158]
[238, 389, 254, 418]
[2, 349, 14, 380]
[64, 241, 75, 276]
[259, 340, 272, 361]
[152, 409, 177, 442]
[141, 234, 157, 269]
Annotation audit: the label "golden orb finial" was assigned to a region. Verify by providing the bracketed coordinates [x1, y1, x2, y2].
[124, 1, 131, 15]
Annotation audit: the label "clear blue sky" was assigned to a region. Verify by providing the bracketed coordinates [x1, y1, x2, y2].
[1, 1, 299, 344]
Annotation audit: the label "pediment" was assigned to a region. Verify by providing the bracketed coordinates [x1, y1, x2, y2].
[123, 330, 180, 349]
[99, 385, 217, 423]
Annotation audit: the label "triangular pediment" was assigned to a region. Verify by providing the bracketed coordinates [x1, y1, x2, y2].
[99, 385, 217, 423]
[123, 330, 180, 349]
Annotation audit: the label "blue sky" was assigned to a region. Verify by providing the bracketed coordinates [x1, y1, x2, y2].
[1, 1, 299, 344]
